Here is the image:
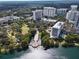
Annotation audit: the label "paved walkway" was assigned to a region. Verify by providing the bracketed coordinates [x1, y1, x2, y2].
[29, 30, 41, 48]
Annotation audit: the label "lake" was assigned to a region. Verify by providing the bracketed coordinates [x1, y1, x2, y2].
[0, 46, 79, 59]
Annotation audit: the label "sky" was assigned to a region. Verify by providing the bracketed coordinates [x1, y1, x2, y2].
[0, 0, 78, 1]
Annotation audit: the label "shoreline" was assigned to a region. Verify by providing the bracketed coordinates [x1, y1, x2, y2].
[0, 42, 79, 55]
[0, 44, 79, 56]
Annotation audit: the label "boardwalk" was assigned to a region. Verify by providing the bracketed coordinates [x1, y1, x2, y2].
[30, 30, 41, 48]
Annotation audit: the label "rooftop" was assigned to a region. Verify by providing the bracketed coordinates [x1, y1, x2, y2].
[43, 18, 57, 22]
[0, 16, 19, 22]
[57, 8, 67, 10]
[71, 5, 78, 8]
[32, 10, 42, 13]
[53, 21, 64, 29]
[44, 7, 56, 9]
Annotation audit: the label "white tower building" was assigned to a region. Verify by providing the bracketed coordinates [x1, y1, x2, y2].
[33, 10, 43, 20]
[66, 11, 78, 23]
[71, 5, 78, 11]
[74, 12, 79, 33]
[66, 5, 78, 23]
[43, 7, 56, 17]
[66, 5, 79, 33]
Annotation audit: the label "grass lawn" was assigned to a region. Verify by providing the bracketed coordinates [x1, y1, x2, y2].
[21, 24, 29, 35]
[6, 24, 29, 43]
[7, 30, 17, 43]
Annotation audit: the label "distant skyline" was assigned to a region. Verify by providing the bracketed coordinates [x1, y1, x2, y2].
[0, 0, 78, 1]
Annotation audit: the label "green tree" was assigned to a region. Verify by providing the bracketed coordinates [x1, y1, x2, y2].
[65, 34, 79, 43]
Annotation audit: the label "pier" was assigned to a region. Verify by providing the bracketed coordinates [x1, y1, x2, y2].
[29, 30, 41, 48]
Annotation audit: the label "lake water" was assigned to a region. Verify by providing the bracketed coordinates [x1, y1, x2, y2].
[0, 46, 79, 59]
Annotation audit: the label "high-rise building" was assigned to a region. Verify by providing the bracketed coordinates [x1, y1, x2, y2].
[33, 10, 43, 20]
[74, 12, 79, 29]
[57, 8, 67, 16]
[43, 7, 56, 18]
[50, 21, 64, 38]
[66, 5, 79, 33]
[73, 12, 79, 33]
[71, 5, 78, 11]
[66, 10, 78, 23]
[66, 5, 78, 23]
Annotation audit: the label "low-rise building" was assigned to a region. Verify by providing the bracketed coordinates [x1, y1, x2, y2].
[0, 16, 20, 25]
[50, 21, 64, 38]
[42, 18, 57, 23]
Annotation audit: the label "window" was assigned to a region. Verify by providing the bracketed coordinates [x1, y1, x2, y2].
[52, 28, 58, 36]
